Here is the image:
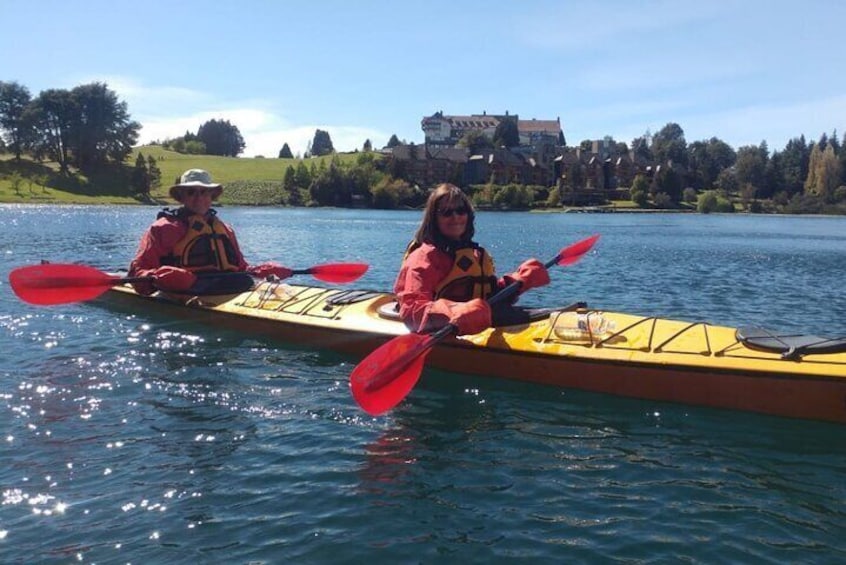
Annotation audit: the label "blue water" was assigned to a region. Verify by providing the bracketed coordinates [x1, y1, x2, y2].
[1, 205, 845, 563]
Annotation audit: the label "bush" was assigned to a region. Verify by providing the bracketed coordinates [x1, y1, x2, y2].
[683, 187, 697, 203]
[546, 187, 561, 208]
[630, 187, 648, 207]
[653, 192, 672, 208]
[630, 174, 650, 207]
[697, 190, 734, 213]
[715, 199, 735, 213]
[697, 191, 718, 213]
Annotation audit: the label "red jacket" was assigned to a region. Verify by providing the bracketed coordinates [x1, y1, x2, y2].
[393, 242, 508, 332]
[128, 212, 248, 295]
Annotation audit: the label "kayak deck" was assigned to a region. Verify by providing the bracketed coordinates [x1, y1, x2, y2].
[100, 281, 846, 424]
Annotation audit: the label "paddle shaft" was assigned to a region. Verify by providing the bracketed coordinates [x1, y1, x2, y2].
[482, 253, 561, 307]
[10, 262, 369, 306]
[107, 270, 254, 286]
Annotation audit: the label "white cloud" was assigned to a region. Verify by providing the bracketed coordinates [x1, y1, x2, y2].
[100, 76, 388, 157]
[241, 125, 388, 158]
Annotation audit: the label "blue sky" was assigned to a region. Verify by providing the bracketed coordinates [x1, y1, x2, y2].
[5, 1, 844, 157]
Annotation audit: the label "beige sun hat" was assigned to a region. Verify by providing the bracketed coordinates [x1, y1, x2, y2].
[169, 169, 223, 201]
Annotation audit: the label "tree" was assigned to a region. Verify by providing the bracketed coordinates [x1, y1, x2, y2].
[278, 143, 293, 159]
[147, 155, 162, 190]
[630, 174, 649, 207]
[282, 165, 303, 205]
[493, 116, 519, 148]
[27, 88, 77, 173]
[68, 82, 140, 172]
[294, 160, 312, 188]
[309, 159, 347, 205]
[130, 152, 150, 196]
[197, 119, 245, 157]
[779, 136, 810, 197]
[362, 139, 372, 152]
[386, 134, 401, 148]
[651, 122, 688, 166]
[734, 143, 768, 195]
[805, 143, 841, 202]
[716, 168, 739, 194]
[458, 130, 493, 154]
[687, 137, 735, 190]
[829, 129, 840, 152]
[631, 132, 653, 162]
[309, 129, 334, 157]
[0, 81, 34, 160]
[764, 151, 786, 198]
[654, 166, 683, 203]
[371, 177, 414, 208]
[283, 165, 296, 191]
[841, 131, 846, 186]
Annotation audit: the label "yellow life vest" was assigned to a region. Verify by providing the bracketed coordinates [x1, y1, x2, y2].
[434, 245, 497, 301]
[165, 212, 242, 272]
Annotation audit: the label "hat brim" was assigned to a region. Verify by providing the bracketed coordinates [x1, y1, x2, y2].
[169, 182, 223, 201]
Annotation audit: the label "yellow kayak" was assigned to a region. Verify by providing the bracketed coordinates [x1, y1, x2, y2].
[101, 280, 846, 424]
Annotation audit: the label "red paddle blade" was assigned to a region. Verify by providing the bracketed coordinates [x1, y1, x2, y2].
[350, 332, 434, 415]
[308, 263, 369, 284]
[555, 234, 600, 266]
[9, 264, 120, 305]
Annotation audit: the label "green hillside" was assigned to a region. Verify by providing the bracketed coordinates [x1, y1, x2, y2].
[0, 146, 369, 205]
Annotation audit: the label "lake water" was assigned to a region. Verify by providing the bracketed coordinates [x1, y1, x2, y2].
[1, 205, 845, 563]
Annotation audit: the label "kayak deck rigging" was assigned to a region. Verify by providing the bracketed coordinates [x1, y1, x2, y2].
[541, 311, 846, 366]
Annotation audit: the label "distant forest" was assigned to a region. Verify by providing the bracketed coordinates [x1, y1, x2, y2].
[1, 79, 844, 214]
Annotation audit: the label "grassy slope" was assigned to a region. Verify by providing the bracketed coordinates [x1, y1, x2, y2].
[0, 146, 363, 205]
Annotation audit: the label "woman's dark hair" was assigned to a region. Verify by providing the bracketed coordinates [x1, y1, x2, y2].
[412, 183, 476, 250]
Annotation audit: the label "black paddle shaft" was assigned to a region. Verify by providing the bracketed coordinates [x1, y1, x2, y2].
[487, 253, 561, 306]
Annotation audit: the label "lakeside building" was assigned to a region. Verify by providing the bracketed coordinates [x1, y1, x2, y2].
[421, 111, 561, 150]
[387, 110, 684, 205]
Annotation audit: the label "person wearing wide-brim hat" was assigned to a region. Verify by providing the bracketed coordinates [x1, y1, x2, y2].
[168, 168, 224, 202]
[128, 169, 292, 296]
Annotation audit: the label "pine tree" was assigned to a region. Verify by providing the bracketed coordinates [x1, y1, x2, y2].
[130, 153, 150, 196]
[310, 129, 335, 156]
[278, 143, 293, 159]
[146, 155, 161, 190]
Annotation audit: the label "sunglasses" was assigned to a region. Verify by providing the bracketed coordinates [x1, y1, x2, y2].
[438, 206, 469, 218]
[184, 188, 212, 197]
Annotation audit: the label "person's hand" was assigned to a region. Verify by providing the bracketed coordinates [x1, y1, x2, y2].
[423, 298, 492, 336]
[250, 262, 293, 280]
[153, 266, 197, 292]
[508, 258, 550, 292]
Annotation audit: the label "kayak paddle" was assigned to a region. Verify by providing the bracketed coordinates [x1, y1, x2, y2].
[9, 262, 370, 306]
[300, 262, 369, 284]
[349, 234, 600, 415]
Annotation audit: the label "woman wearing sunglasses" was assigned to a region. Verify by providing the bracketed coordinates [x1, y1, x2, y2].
[128, 169, 292, 295]
[394, 183, 550, 335]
